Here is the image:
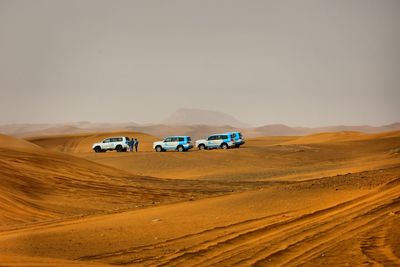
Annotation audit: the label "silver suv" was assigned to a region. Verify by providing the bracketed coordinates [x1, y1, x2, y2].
[92, 136, 129, 153]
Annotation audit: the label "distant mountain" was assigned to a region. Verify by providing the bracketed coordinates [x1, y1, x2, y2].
[0, 121, 399, 140]
[250, 124, 311, 136]
[161, 108, 250, 128]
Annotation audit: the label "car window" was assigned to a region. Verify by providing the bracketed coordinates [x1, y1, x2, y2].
[221, 135, 227, 140]
[187, 137, 191, 141]
[239, 133, 242, 138]
[231, 134, 235, 139]
[208, 136, 215, 140]
[178, 137, 184, 142]
[117, 138, 123, 142]
[171, 137, 179, 142]
[164, 137, 172, 142]
[103, 138, 110, 143]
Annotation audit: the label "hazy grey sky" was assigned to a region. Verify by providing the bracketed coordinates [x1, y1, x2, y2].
[0, 0, 399, 127]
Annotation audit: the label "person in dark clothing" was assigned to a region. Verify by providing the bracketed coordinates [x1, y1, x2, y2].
[134, 138, 139, 152]
[129, 138, 135, 152]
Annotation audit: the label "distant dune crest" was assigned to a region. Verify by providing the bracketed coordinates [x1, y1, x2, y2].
[0, 109, 399, 139]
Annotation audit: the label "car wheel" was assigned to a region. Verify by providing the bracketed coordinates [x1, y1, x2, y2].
[198, 144, 206, 150]
[177, 146, 184, 152]
[221, 143, 228, 149]
[94, 146, 101, 153]
[116, 145, 123, 152]
[155, 146, 162, 152]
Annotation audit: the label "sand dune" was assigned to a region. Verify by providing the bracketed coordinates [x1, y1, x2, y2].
[0, 134, 41, 150]
[283, 131, 366, 144]
[27, 131, 159, 153]
[284, 130, 400, 144]
[0, 135, 267, 230]
[0, 131, 399, 265]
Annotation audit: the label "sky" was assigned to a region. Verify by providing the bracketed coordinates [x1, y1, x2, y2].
[0, 0, 399, 127]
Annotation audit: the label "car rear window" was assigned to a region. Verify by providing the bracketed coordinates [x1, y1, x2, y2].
[178, 137, 184, 141]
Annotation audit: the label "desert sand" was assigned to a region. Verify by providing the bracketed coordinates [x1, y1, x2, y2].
[0, 130, 399, 266]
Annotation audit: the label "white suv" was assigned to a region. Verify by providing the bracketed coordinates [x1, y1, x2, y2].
[92, 136, 129, 153]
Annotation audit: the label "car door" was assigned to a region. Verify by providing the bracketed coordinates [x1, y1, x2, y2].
[206, 136, 214, 148]
[109, 138, 118, 149]
[208, 135, 218, 148]
[163, 137, 172, 150]
[102, 138, 112, 149]
[170, 137, 179, 150]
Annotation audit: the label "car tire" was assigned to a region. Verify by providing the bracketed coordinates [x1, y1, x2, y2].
[94, 146, 102, 153]
[116, 145, 123, 152]
[198, 144, 206, 150]
[177, 145, 184, 152]
[155, 146, 163, 152]
[221, 143, 228, 149]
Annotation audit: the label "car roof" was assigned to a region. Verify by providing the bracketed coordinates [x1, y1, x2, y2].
[165, 136, 190, 138]
[209, 133, 229, 137]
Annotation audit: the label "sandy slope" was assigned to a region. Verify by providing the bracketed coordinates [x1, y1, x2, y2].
[1, 168, 399, 266]
[283, 130, 400, 144]
[0, 133, 42, 150]
[0, 132, 399, 266]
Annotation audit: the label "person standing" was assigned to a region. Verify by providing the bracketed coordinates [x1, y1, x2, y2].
[134, 138, 139, 152]
[129, 138, 135, 152]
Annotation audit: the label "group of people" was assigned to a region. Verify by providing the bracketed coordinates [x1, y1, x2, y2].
[128, 138, 139, 152]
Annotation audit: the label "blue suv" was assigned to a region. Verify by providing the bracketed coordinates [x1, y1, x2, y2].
[195, 133, 236, 150]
